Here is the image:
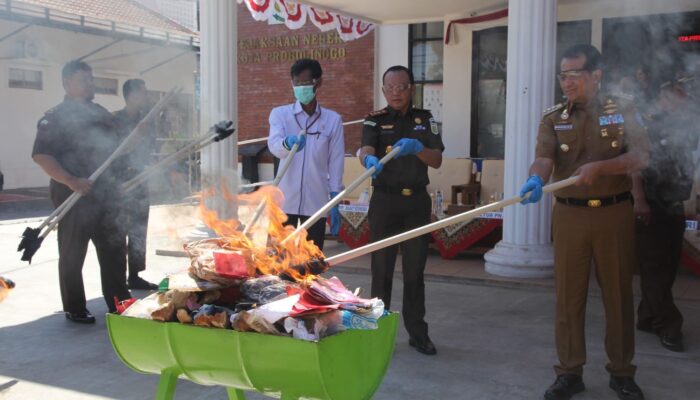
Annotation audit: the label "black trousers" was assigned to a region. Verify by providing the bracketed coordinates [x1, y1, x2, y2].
[636, 202, 685, 336]
[369, 189, 431, 340]
[124, 188, 150, 278]
[51, 185, 131, 314]
[284, 214, 327, 251]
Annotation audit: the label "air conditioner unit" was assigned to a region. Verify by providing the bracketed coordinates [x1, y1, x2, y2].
[13, 39, 42, 59]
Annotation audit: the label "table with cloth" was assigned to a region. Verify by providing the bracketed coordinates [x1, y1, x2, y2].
[337, 204, 503, 259]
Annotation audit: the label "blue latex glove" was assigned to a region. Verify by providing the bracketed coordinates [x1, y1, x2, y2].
[283, 135, 306, 151]
[363, 155, 383, 178]
[394, 138, 424, 157]
[329, 191, 341, 236]
[519, 175, 544, 204]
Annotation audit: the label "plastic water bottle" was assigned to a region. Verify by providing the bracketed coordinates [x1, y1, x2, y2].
[358, 188, 370, 205]
[435, 190, 443, 216]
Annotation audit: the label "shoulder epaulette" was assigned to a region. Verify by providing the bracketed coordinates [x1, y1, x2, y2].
[542, 103, 564, 116]
[366, 108, 388, 118]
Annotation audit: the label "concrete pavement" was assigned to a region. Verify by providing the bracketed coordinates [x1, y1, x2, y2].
[1, 209, 699, 400]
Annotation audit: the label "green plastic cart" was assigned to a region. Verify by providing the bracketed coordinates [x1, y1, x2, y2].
[106, 313, 398, 400]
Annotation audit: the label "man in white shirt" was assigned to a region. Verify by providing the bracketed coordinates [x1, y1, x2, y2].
[267, 59, 345, 250]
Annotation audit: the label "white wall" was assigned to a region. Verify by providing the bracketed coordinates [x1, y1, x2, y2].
[0, 22, 196, 190]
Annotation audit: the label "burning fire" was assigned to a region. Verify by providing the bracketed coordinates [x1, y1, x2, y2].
[197, 185, 325, 283]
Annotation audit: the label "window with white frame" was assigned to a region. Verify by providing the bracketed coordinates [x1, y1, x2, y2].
[8, 67, 42, 90]
[94, 77, 119, 95]
[409, 22, 444, 124]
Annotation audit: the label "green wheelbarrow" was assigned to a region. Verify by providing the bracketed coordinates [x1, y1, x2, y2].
[106, 313, 399, 400]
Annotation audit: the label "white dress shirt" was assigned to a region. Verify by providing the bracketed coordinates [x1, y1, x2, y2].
[268, 101, 345, 217]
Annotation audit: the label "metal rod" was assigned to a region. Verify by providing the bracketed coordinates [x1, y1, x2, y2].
[140, 50, 189, 75]
[124, 134, 262, 194]
[121, 128, 215, 193]
[77, 38, 122, 61]
[87, 45, 155, 64]
[281, 146, 402, 245]
[242, 131, 306, 235]
[0, 23, 30, 43]
[38, 87, 181, 239]
[324, 176, 579, 267]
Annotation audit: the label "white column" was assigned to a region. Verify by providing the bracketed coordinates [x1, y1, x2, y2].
[484, 0, 557, 278]
[191, 0, 238, 238]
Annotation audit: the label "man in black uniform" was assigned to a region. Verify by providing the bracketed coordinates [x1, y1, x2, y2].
[113, 79, 158, 290]
[359, 65, 444, 355]
[632, 79, 697, 352]
[32, 60, 131, 322]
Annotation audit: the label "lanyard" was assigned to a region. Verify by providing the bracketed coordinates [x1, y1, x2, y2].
[294, 106, 322, 135]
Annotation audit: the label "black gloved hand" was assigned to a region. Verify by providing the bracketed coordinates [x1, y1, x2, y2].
[214, 120, 235, 141]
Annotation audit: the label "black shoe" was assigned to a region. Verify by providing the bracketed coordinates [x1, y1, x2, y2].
[609, 376, 644, 400]
[409, 337, 437, 355]
[659, 333, 684, 352]
[544, 374, 584, 400]
[65, 310, 96, 324]
[128, 276, 158, 290]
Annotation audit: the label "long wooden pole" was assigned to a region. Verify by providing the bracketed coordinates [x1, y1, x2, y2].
[324, 176, 578, 267]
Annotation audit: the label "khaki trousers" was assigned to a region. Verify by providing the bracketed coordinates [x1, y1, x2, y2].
[552, 200, 636, 377]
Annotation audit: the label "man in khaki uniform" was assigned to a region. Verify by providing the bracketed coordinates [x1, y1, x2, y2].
[520, 45, 649, 400]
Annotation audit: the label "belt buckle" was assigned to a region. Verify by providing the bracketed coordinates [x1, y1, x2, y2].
[401, 188, 413, 196]
[587, 199, 602, 208]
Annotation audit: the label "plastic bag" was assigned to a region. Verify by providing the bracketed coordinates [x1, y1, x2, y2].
[283, 317, 318, 341]
[231, 294, 299, 335]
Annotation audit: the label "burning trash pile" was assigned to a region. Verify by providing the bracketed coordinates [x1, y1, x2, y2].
[119, 186, 385, 341]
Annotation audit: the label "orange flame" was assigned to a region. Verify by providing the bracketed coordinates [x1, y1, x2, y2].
[197, 184, 325, 283]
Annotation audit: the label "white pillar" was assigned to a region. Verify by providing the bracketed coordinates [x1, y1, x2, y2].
[193, 0, 238, 237]
[484, 0, 557, 278]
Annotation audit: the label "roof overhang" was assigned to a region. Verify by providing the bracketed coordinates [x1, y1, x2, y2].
[295, 0, 507, 24]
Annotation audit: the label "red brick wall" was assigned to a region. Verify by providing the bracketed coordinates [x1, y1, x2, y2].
[237, 4, 374, 155]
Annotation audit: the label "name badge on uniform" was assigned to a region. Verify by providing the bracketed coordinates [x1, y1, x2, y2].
[554, 124, 573, 131]
[599, 113, 624, 126]
[380, 124, 394, 135]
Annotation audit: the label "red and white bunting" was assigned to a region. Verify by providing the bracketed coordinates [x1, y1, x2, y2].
[308, 7, 337, 32]
[238, 0, 276, 22]
[238, 0, 373, 41]
[278, 0, 307, 30]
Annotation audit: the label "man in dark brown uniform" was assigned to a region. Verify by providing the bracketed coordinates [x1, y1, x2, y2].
[32, 60, 131, 322]
[519, 45, 648, 400]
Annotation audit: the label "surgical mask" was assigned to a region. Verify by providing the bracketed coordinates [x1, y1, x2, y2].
[293, 85, 316, 105]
